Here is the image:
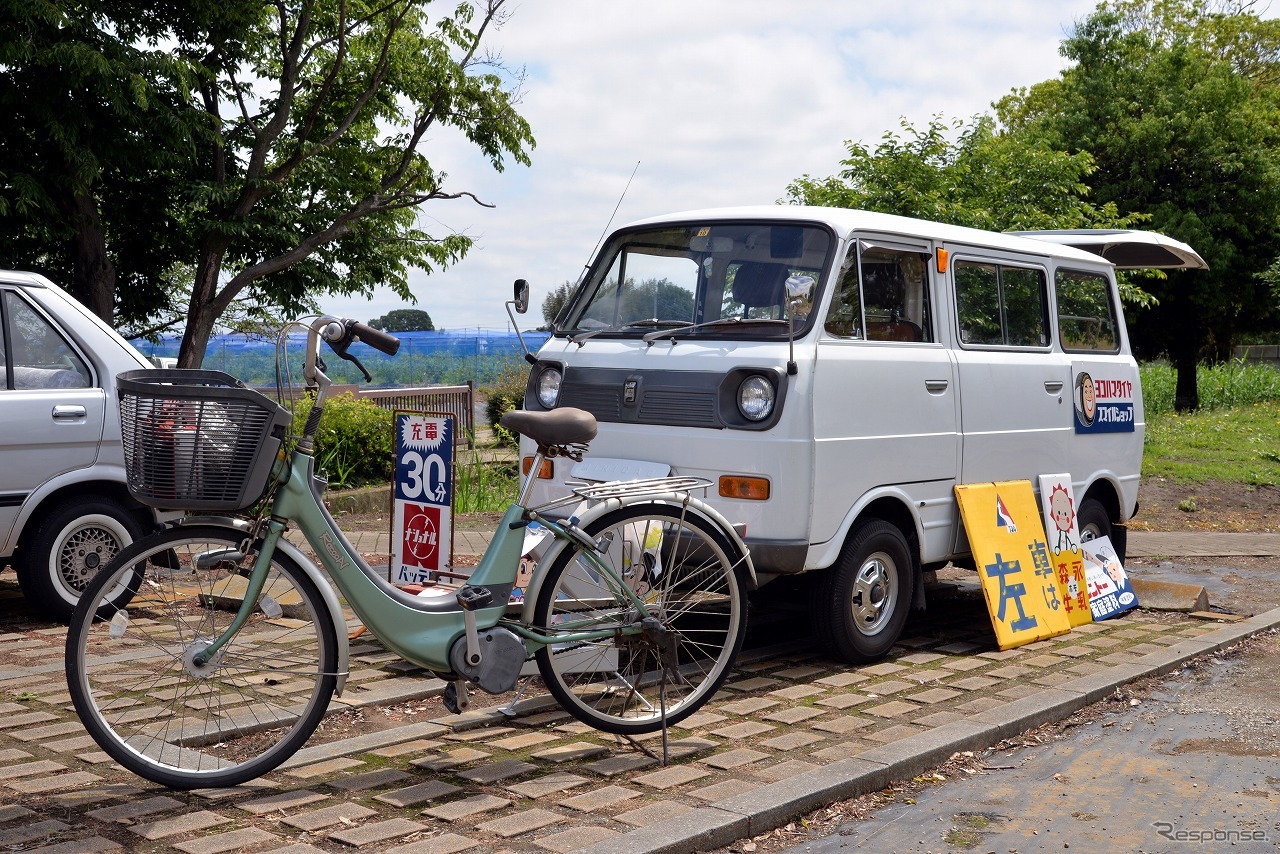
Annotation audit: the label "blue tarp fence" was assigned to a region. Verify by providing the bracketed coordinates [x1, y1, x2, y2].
[130, 329, 553, 388]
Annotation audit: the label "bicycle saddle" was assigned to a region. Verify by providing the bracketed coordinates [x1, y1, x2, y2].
[500, 407, 597, 448]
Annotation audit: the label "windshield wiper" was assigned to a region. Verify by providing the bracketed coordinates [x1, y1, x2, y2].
[569, 318, 691, 345]
[642, 316, 790, 345]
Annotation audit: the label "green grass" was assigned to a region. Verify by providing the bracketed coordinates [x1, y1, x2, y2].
[1143, 399, 1280, 486]
[1141, 360, 1280, 418]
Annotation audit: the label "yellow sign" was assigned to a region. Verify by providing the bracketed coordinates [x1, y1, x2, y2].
[956, 481, 1071, 650]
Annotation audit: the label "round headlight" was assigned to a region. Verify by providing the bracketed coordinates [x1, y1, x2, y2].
[536, 367, 562, 408]
[737, 375, 775, 421]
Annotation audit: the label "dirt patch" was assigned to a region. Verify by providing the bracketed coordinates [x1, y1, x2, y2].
[1130, 478, 1278, 533]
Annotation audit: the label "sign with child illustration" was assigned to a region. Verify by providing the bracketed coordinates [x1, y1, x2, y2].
[392, 412, 454, 585]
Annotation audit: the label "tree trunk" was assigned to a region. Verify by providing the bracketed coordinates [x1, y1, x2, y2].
[177, 249, 226, 368]
[59, 190, 116, 322]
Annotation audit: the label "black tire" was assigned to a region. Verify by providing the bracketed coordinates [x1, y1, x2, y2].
[1076, 497, 1124, 563]
[812, 519, 914, 664]
[534, 504, 747, 735]
[66, 525, 339, 789]
[15, 495, 145, 622]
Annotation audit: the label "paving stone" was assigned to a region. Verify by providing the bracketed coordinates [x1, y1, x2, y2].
[813, 715, 873, 735]
[768, 684, 826, 700]
[581, 754, 657, 777]
[443, 726, 516, 742]
[411, 747, 489, 770]
[810, 740, 875, 761]
[48, 784, 141, 808]
[174, 827, 280, 854]
[188, 781, 277, 802]
[934, 642, 983, 654]
[987, 665, 1034, 679]
[374, 780, 462, 808]
[458, 759, 537, 784]
[703, 747, 771, 770]
[284, 757, 366, 778]
[534, 825, 620, 852]
[633, 765, 711, 789]
[369, 738, 445, 758]
[0, 712, 58, 730]
[0, 820, 71, 847]
[755, 759, 823, 781]
[421, 794, 511, 822]
[13, 721, 85, 741]
[689, 777, 763, 802]
[998, 684, 1044, 700]
[679, 711, 728, 729]
[488, 731, 561, 751]
[477, 807, 564, 838]
[815, 672, 870, 688]
[955, 697, 1007, 714]
[717, 697, 782, 715]
[763, 706, 826, 724]
[237, 789, 329, 815]
[861, 662, 907, 676]
[915, 710, 967, 727]
[978, 648, 1023, 660]
[8, 771, 103, 793]
[616, 799, 696, 827]
[559, 785, 642, 812]
[383, 833, 477, 854]
[865, 700, 922, 718]
[0, 759, 65, 780]
[949, 675, 999, 691]
[506, 772, 591, 799]
[530, 741, 609, 763]
[42, 734, 98, 753]
[24, 835, 122, 853]
[938, 658, 988, 672]
[281, 803, 378, 831]
[773, 665, 827, 680]
[666, 736, 720, 759]
[0, 749, 34, 763]
[128, 811, 230, 840]
[907, 687, 963, 704]
[815, 692, 871, 709]
[864, 679, 914, 695]
[709, 721, 776, 739]
[759, 732, 825, 751]
[722, 676, 781, 691]
[866, 723, 927, 744]
[0, 805, 35, 823]
[88, 796, 184, 823]
[328, 818, 428, 846]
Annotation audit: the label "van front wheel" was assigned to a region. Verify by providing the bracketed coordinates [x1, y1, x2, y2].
[812, 519, 914, 664]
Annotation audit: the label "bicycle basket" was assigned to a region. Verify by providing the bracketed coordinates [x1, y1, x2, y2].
[117, 369, 293, 511]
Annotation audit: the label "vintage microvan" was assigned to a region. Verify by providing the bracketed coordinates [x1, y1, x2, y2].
[518, 206, 1204, 662]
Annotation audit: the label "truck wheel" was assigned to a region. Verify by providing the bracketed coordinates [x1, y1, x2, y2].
[1076, 497, 1124, 563]
[15, 496, 145, 622]
[812, 519, 914, 663]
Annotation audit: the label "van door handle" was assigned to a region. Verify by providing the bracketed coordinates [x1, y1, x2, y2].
[925, 379, 949, 393]
[1044, 380, 1065, 394]
[52, 405, 87, 420]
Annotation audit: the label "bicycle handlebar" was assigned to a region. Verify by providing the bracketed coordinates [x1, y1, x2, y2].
[346, 320, 400, 355]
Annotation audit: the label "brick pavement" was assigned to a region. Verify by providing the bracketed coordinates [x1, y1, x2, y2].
[2, 533, 1278, 853]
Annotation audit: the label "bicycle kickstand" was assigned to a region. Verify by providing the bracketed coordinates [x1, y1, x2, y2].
[443, 679, 471, 715]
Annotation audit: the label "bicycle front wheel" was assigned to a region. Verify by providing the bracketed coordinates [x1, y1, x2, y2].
[534, 504, 747, 734]
[66, 526, 339, 789]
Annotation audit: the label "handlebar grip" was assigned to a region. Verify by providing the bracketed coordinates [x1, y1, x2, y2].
[347, 321, 400, 355]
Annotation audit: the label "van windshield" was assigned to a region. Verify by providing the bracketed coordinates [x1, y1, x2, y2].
[559, 221, 833, 340]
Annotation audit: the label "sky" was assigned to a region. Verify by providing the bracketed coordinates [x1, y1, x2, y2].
[324, 0, 1102, 332]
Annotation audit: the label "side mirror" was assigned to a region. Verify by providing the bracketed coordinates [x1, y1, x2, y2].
[513, 279, 530, 314]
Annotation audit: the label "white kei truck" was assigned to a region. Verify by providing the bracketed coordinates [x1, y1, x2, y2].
[515, 206, 1205, 662]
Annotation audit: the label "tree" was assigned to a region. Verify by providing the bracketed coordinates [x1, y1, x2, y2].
[997, 0, 1280, 409]
[0, 0, 534, 367]
[540, 280, 574, 329]
[370, 308, 434, 331]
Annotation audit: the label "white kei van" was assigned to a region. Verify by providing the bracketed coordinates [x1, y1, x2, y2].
[518, 206, 1204, 663]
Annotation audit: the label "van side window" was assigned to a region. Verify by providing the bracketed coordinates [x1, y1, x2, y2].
[2, 291, 91, 389]
[955, 261, 1049, 348]
[824, 244, 932, 342]
[1056, 269, 1119, 352]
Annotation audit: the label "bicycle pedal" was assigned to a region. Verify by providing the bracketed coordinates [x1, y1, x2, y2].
[456, 585, 493, 610]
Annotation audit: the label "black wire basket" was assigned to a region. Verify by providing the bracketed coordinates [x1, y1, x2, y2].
[117, 369, 293, 511]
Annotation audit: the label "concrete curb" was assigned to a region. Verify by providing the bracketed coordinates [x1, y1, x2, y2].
[572, 607, 1280, 854]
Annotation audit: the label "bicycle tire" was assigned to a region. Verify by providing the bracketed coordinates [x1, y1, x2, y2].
[66, 525, 339, 789]
[533, 503, 747, 734]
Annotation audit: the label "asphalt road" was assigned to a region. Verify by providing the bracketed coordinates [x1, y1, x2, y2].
[773, 559, 1280, 854]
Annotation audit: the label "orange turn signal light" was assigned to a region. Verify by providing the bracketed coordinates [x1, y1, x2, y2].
[719, 476, 770, 500]
[936, 248, 949, 274]
[522, 457, 554, 479]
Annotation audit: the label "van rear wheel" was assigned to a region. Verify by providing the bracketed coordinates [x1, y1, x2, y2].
[1077, 497, 1124, 564]
[812, 519, 914, 663]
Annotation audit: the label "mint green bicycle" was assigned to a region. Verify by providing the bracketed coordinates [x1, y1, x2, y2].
[65, 299, 752, 789]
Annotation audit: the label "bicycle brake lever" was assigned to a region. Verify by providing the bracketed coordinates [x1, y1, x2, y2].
[342, 351, 373, 382]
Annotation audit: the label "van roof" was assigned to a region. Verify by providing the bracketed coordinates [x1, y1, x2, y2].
[623, 206, 1194, 269]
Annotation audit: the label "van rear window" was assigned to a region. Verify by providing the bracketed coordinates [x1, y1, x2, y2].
[1055, 269, 1119, 353]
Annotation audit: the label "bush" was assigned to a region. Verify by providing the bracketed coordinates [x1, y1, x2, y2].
[483, 362, 530, 449]
[305, 394, 396, 488]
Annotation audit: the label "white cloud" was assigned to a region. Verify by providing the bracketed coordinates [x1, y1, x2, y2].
[325, 0, 1098, 331]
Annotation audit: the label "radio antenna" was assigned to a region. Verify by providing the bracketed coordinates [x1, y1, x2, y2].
[579, 161, 640, 284]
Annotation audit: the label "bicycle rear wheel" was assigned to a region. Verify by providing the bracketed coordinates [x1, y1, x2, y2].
[66, 526, 339, 789]
[533, 504, 747, 734]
